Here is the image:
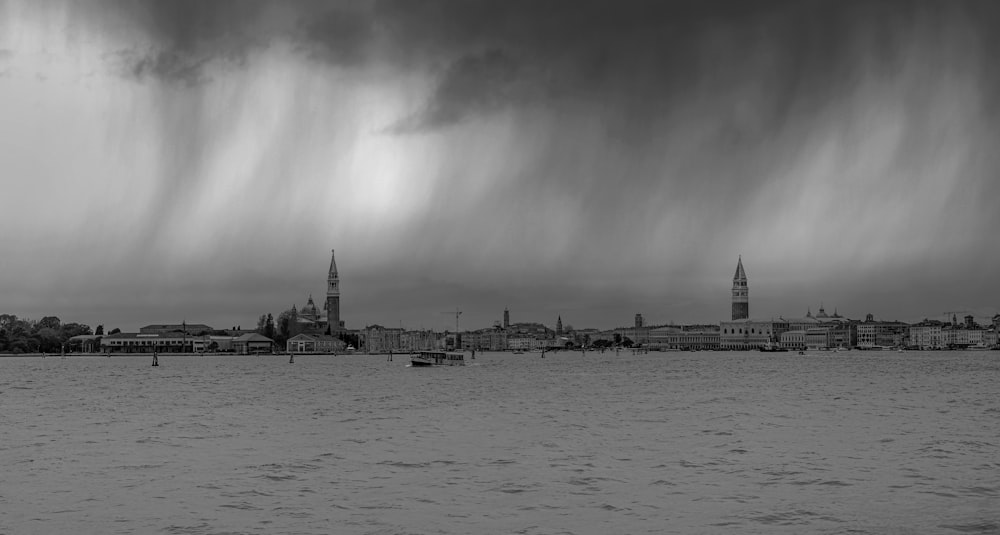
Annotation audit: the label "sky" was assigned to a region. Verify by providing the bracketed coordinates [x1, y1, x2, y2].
[1, 0, 999, 333]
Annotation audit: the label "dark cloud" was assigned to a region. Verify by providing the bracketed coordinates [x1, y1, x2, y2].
[387, 49, 523, 133]
[115, 48, 209, 87]
[298, 6, 376, 67]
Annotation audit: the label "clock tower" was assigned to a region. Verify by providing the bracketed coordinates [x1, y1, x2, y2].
[324, 249, 341, 331]
[732, 256, 749, 321]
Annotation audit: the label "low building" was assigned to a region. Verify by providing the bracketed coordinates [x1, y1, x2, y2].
[805, 327, 830, 350]
[985, 329, 998, 347]
[649, 326, 720, 350]
[68, 334, 103, 353]
[364, 325, 403, 353]
[233, 333, 275, 355]
[719, 319, 779, 350]
[101, 332, 206, 353]
[856, 315, 909, 349]
[140, 323, 214, 335]
[780, 330, 806, 350]
[286, 333, 346, 354]
[909, 321, 945, 349]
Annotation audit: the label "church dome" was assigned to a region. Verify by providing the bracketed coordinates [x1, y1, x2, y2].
[300, 295, 320, 321]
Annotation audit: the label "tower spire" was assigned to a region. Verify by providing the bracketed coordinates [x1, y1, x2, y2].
[326, 249, 341, 332]
[731, 256, 749, 321]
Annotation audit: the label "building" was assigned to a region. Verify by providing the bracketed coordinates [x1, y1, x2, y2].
[286, 249, 345, 338]
[101, 332, 207, 353]
[719, 319, 777, 350]
[400, 330, 439, 352]
[286, 333, 346, 354]
[909, 320, 945, 349]
[325, 249, 343, 332]
[648, 326, 720, 350]
[856, 314, 909, 349]
[465, 326, 507, 351]
[233, 333, 275, 354]
[732, 256, 748, 321]
[779, 330, 806, 350]
[140, 323, 213, 335]
[805, 328, 830, 350]
[364, 325, 404, 353]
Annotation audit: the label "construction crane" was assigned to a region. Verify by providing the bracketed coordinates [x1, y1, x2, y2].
[440, 309, 462, 350]
[440, 309, 462, 333]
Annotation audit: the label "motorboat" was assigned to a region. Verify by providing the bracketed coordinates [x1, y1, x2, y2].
[411, 351, 466, 367]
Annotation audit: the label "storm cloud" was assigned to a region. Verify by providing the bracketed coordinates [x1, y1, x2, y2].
[1, 0, 998, 332]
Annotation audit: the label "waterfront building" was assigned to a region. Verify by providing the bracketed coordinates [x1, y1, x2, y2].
[68, 334, 103, 353]
[942, 323, 985, 348]
[400, 329, 439, 352]
[719, 319, 777, 350]
[140, 323, 213, 335]
[805, 328, 829, 350]
[232, 333, 275, 355]
[479, 326, 508, 351]
[286, 333, 345, 354]
[101, 332, 208, 353]
[985, 329, 998, 347]
[909, 320, 945, 349]
[648, 326, 720, 350]
[364, 325, 403, 353]
[616, 325, 651, 346]
[780, 330, 806, 350]
[732, 256, 748, 321]
[856, 314, 909, 349]
[286, 249, 346, 338]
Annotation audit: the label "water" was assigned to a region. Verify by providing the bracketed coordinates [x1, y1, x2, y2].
[2, 351, 998, 534]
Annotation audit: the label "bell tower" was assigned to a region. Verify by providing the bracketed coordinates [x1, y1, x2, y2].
[324, 249, 341, 331]
[732, 256, 749, 321]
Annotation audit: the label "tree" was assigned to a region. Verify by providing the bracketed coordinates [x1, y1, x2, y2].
[256, 314, 267, 334]
[613, 333, 622, 346]
[60, 322, 92, 340]
[36, 316, 61, 332]
[35, 328, 61, 352]
[264, 313, 275, 339]
[95, 324, 104, 335]
[109, 327, 121, 335]
[622, 337, 634, 348]
[0, 313, 19, 332]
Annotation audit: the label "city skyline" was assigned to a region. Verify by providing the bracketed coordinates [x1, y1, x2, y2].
[2, 1, 999, 332]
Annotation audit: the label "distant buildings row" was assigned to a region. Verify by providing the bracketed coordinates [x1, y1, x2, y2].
[81, 253, 999, 355]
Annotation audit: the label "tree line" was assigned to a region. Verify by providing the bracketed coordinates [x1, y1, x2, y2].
[255, 310, 359, 350]
[0, 314, 117, 354]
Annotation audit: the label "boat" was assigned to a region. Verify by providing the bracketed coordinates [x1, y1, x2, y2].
[967, 343, 991, 351]
[411, 351, 466, 367]
[759, 342, 788, 353]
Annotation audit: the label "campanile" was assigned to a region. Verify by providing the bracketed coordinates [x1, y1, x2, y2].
[325, 249, 341, 330]
[732, 256, 749, 321]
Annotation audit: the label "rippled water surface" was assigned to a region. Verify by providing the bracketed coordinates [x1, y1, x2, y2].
[2, 351, 999, 534]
